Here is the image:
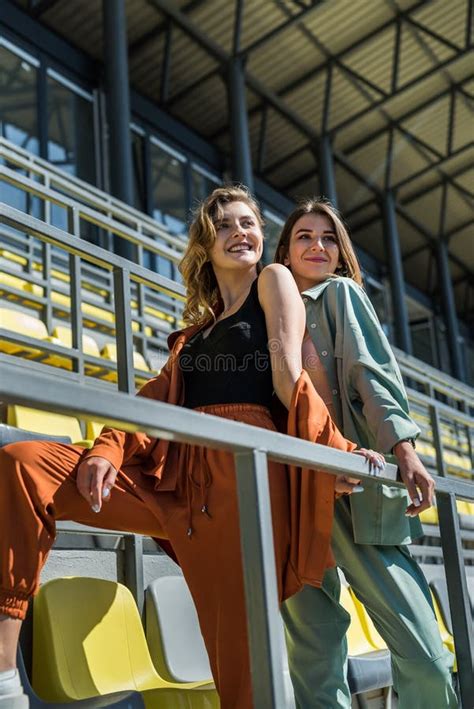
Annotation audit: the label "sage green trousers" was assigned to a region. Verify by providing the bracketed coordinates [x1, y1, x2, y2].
[281, 497, 458, 708]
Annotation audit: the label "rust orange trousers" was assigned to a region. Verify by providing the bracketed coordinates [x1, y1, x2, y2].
[0, 404, 299, 709]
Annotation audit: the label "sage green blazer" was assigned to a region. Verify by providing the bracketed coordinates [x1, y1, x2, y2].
[303, 276, 423, 545]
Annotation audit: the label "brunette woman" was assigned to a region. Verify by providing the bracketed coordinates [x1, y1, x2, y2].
[275, 198, 457, 708]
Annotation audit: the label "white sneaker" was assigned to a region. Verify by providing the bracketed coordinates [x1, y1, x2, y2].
[0, 669, 29, 708]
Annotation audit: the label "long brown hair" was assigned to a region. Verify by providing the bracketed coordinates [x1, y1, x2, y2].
[274, 198, 363, 286]
[179, 185, 264, 325]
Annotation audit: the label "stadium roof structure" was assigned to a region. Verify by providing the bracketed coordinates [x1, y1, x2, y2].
[12, 0, 474, 324]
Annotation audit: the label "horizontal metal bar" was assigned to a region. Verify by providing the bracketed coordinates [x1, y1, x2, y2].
[0, 356, 398, 483]
[0, 203, 186, 300]
[0, 139, 184, 249]
[0, 165, 183, 261]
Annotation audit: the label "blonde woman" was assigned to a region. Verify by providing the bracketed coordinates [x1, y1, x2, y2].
[275, 198, 457, 708]
[0, 187, 366, 709]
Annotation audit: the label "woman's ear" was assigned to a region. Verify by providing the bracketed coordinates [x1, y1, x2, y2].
[283, 254, 290, 266]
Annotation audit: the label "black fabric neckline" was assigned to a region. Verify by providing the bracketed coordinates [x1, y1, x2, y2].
[201, 279, 257, 342]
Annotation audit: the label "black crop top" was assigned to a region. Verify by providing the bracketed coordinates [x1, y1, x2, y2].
[180, 279, 274, 409]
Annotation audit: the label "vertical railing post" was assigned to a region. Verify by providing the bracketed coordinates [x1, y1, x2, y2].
[113, 266, 135, 394]
[124, 534, 144, 616]
[68, 206, 84, 377]
[234, 449, 286, 708]
[437, 492, 474, 707]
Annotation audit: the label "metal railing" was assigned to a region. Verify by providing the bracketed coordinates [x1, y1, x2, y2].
[0, 201, 473, 706]
[0, 356, 473, 707]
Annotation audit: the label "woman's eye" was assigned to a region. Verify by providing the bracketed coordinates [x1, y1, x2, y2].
[323, 235, 337, 243]
[298, 233, 310, 239]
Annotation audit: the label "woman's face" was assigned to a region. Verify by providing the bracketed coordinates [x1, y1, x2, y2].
[208, 201, 263, 273]
[284, 212, 341, 291]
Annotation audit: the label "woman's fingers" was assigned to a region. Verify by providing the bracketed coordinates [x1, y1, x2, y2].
[76, 456, 118, 512]
[335, 475, 364, 495]
[354, 448, 386, 475]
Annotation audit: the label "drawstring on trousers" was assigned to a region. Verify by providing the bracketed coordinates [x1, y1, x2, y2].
[180, 444, 213, 538]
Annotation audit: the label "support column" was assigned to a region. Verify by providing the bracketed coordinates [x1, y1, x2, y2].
[437, 239, 466, 381]
[382, 192, 412, 354]
[227, 56, 254, 192]
[102, 0, 135, 261]
[318, 134, 338, 207]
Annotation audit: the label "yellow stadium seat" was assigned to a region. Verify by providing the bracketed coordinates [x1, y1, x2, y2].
[348, 590, 387, 651]
[340, 586, 384, 655]
[0, 307, 49, 358]
[42, 326, 102, 375]
[7, 405, 83, 444]
[85, 420, 105, 441]
[100, 342, 150, 382]
[0, 249, 28, 266]
[419, 505, 439, 526]
[33, 577, 218, 706]
[430, 593, 457, 669]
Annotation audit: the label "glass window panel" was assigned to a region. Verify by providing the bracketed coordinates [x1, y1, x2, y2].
[191, 164, 220, 205]
[47, 72, 95, 184]
[0, 43, 39, 154]
[262, 209, 284, 264]
[150, 140, 187, 239]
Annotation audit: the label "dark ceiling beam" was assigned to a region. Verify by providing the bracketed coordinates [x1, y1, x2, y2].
[344, 79, 471, 155]
[161, 0, 326, 104]
[399, 163, 474, 207]
[28, 0, 60, 17]
[331, 48, 472, 136]
[263, 78, 471, 179]
[237, 0, 324, 57]
[129, 0, 205, 59]
[393, 144, 470, 192]
[396, 206, 474, 279]
[403, 218, 474, 263]
[404, 14, 462, 53]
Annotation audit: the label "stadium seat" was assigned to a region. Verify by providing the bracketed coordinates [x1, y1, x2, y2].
[348, 589, 387, 652]
[85, 420, 105, 441]
[100, 343, 150, 383]
[0, 307, 49, 358]
[457, 501, 474, 531]
[17, 646, 144, 708]
[32, 577, 218, 707]
[7, 406, 83, 444]
[145, 576, 213, 684]
[340, 586, 392, 694]
[419, 504, 439, 526]
[42, 326, 103, 375]
[0, 424, 71, 447]
[429, 588, 456, 662]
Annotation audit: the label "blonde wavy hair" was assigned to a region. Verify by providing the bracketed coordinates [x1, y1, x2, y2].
[274, 198, 363, 286]
[179, 186, 264, 325]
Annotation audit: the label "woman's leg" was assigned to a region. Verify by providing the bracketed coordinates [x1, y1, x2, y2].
[332, 498, 457, 709]
[281, 570, 352, 709]
[158, 407, 294, 709]
[0, 441, 164, 669]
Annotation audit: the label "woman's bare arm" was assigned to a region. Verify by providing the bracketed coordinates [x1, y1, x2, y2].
[258, 264, 305, 409]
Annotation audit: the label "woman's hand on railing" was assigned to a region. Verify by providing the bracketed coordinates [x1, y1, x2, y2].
[335, 448, 386, 495]
[393, 441, 435, 516]
[76, 455, 118, 513]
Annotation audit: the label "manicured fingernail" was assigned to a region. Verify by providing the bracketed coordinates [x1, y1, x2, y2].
[352, 486, 364, 493]
[91, 504, 100, 513]
[102, 486, 110, 498]
[413, 498, 421, 507]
